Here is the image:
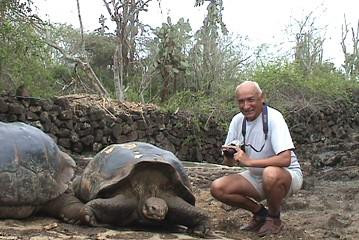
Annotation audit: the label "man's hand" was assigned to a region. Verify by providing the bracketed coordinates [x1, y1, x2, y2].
[233, 146, 251, 167]
[221, 145, 237, 167]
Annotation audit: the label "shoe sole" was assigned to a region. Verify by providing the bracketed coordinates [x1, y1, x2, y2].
[240, 221, 265, 232]
[257, 223, 284, 237]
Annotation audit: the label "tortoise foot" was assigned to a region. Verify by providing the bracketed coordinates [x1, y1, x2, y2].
[188, 220, 211, 238]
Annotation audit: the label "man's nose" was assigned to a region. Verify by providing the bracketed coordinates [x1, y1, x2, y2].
[243, 100, 251, 109]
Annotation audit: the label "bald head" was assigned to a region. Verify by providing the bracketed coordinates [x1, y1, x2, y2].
[235, 81, 262, 96]
[235, 81, 265, 121]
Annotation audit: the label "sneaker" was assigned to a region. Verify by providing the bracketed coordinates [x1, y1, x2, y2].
[257, 216, 284, 237]
[240, 215, 266, 232]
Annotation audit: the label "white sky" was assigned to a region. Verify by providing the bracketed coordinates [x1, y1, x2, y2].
[35, 0, 359, 66]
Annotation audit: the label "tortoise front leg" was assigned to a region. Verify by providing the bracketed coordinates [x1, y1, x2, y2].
[86, 194, 138, 226]
[160, 194, 211, 237]
[40, 190, 94, 225]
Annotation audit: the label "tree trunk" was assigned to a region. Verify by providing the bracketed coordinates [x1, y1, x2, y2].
[160, 67, 169, 102]
[113, 44, 124, 100]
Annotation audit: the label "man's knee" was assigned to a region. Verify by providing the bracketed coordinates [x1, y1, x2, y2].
[210, 179, 224, 199]
[262, 167, 290, 186]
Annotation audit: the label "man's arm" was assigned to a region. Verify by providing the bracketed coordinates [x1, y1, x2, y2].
[233, 148, 292, 168]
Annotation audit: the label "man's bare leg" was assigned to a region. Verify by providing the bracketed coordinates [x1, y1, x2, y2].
[210, 174, 266, 231]
[257, 166, 291, 236]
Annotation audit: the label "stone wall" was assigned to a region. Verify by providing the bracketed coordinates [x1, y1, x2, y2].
[286, 100, 359, 145]
[0, 94, 358, 167]
[284, 99, 359, 173]
[0, 94, 225, 163]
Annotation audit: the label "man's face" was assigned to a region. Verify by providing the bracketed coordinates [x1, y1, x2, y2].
[236, 85, 264, 121]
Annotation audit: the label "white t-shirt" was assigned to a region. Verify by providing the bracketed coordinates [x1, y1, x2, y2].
[225, 106, 301, 176]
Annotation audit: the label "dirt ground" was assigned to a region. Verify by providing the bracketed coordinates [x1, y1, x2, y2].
[1, 160, 359, 240]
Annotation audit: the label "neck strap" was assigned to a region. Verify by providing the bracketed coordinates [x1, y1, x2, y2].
[242, 104, 268, 145]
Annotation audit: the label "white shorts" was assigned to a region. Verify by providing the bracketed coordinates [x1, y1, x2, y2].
[240, 168, 303, 201]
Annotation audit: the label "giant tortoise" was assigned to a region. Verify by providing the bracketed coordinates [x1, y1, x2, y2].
[0, 121, 91, 223]
[73, 142, 210, 235]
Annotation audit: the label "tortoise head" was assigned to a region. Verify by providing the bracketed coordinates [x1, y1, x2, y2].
[142, 197, 168, 221]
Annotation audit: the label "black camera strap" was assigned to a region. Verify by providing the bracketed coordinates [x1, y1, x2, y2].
[241, 104, 268, 147]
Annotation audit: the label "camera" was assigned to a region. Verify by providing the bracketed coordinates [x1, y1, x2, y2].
[222, 142, 246, 158]
[223, 147, 237, 158]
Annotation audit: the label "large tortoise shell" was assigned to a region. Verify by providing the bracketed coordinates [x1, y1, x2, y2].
[0, 122, 75, 205]
[75, 142, 195, 205]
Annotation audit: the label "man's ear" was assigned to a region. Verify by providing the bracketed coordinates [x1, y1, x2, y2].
[260, 92, 266, 103]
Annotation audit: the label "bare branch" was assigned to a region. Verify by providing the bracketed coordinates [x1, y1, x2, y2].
[341, 15, 348, 56]
[76, 0, 85, 52]
[45, 41, 109, 97]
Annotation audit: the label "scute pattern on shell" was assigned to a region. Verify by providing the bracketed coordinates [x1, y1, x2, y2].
[0, 122, 74, 205]
[75, 142, 195, 205]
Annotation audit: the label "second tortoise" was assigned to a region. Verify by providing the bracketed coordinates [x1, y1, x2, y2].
[73, 142, 210, 235]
